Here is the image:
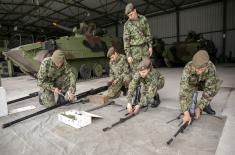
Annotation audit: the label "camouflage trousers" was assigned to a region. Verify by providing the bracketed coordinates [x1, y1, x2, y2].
[180, 78, 222, 112]
[129, 45, 150, 74]
[134, 77, 165, 107]
[107, 75, 131, 98]
[39, 76, 72, 107]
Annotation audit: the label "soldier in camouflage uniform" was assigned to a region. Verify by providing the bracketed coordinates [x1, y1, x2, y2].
[123, 3, 153, 73]
[127, 58, 164, 114]
[107, 47, 131, 98]
[179, 50, 221, 125]
[37, 50, 76, 107]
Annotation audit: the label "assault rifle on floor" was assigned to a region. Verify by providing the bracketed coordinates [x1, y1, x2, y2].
[2, 85, 108, 128]
[103, 85, 142, 132]
[7, 92, 39, 104]
[166, 92, 198, 145]
[102, 113, 135, 132]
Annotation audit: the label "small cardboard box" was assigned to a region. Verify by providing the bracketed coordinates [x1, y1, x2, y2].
[87, 95, 109, 104]
[58, 110, 102, 128]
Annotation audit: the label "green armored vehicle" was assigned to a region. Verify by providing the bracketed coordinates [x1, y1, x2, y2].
[162, 31, 217, 67]
[151, 38, 166, 67]
[4, 23, 122, 79]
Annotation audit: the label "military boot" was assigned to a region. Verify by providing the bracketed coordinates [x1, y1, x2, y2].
[151, 94, 160, 108]
[203, 104, 216, 115]
[121, 86, 128, 96]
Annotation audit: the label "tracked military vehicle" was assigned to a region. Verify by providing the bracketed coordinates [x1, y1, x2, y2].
[162, 31, 217, 67]
[4, 23, 122, 79]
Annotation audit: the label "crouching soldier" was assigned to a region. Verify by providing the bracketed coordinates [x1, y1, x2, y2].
[127, 58, 164, 114]
[37, 49, 77, 107]
[179, 50, 222, 125]
[107, 47, 131, 98]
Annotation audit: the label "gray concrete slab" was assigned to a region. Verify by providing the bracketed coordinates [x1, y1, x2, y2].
[0, 64, 234, 155]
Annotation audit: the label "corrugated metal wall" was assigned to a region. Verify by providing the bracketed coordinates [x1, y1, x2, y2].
[105, 0, 235, 58]
[226, 0, 235, 57]
[180, 2, 223, 56]
[148, 13, 176, 44]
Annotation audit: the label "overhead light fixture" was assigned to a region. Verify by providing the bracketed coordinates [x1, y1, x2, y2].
[85, 11, 90, 17]
[13, 26, 18, 31]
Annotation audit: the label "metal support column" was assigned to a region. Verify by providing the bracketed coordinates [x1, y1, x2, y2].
[115, 22, 119, 37]
[222, 0, 227, 62]
[176, 6, 180, 43]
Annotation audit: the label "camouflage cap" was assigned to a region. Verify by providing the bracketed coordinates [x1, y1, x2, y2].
[192, 50, 209, 68]
[107, 47, 115, 58]
[125, 3, 134, 15]
[51, 49, 65, 64]
[137, 58, 152, 71]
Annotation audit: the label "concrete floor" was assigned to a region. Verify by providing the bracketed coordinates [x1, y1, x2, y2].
[0, 64, 235, 155]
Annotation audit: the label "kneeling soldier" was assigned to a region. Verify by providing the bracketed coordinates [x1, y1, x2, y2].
[37, 49, 77, 107]
[127, 58, 165, 114]
[107, 47, 131, 98]
[179, 50, 222, 125]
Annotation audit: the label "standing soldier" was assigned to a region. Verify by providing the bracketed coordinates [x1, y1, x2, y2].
[37, 49, 77, 107]
[179, 50, 222, 125]
[123, 3, 153, 73]
[127, 58, 164, 114]
[107, 47, 131, 98]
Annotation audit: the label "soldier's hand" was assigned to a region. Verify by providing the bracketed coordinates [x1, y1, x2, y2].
[194, 107, 201, 120]
[66, 91, 75, 102]
[52, 88, 61, 95]
[148, 47, 153, 57]
[127, 57, 133, 64]
[133, 105, 140, 114]
[182, 111, 191, 125]
[127, 103, 133, 114]
[112, 79, 118, 85]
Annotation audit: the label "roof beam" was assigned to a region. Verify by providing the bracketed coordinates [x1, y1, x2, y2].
[143, 0, 170, 14]
[0, 0, 25, 20]
[54, 0, 118, 23]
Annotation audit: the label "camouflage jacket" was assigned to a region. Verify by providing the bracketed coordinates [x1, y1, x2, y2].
[109, 54, 130, 81]
[127, 69, 164, 107]
[37, 57, 76, 94]
[123, 14, 152, 57]
[179, 61, 219, 112]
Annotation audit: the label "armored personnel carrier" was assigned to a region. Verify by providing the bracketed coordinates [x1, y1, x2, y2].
[3, 22, 122, 79]
[162, 31, 217, 67]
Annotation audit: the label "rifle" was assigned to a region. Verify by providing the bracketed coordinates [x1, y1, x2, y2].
[103, 85, 142, 132]
[7, 92, 39, 104]
[166, 122, 188, 145]
[103, 113, 135, 132]
[2, 85, 108, 128]
[166, 92, 198, 145]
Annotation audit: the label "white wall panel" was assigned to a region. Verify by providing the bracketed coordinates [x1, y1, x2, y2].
[148, 13, 176, 38]
[180, 3, 223, 35]
[227, 0, 235, 29]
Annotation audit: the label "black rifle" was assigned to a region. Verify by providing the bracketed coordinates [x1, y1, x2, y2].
[2, 85, 108, 128]
[103, 113, 135, 132]
[103, 85, 142, 132]
[7, 92, 39, 104]
[166, 122, 188, 145]
[166, 92, 198, 145]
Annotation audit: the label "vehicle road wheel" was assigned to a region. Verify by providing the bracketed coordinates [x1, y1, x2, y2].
[79, 64, 91, 79]
[92, 63, 103, 77]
